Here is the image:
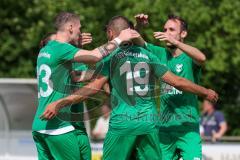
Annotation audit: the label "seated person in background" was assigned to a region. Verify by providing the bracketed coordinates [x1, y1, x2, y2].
[201, 99, 227, 141]
[92, 101, 111, 140]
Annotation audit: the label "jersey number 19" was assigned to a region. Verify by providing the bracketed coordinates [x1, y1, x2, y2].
[120, 61, 149, 96]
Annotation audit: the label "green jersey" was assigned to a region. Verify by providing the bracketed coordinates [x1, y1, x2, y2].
[97, 45, 168, 135]
[70, 62, 89, 133]
[145, 43, 201, 130]
[32, 40, 79, 133]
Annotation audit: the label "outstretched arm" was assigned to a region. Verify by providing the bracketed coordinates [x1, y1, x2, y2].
[74, 28, 140, 64]
[161, 71, 218, 102]
[40, 75, 108, 120]
[71, 70, 95, 82]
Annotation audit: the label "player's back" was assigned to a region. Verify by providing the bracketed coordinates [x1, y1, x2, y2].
[99, 44, 167, 135]
[33, 40, 78, 131]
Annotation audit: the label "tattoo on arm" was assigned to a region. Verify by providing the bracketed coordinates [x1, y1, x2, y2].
[98, 40, 118, 57]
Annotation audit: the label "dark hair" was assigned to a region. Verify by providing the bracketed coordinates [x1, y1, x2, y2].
[39, 32, 55, 49]
[54, 12, 79, 30]
[104, 15, 133, 33]
[128, 20, 135, 29]
[167, 14, 188, 31]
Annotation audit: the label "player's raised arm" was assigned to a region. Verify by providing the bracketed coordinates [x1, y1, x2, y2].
[154, 31, 206, 65]
[161, 71, 218, 103]
[130, 13, 149, 47]
[134, 13, 149, 32]
[130, 29, 146, 47]
[74, 28, 140, 64]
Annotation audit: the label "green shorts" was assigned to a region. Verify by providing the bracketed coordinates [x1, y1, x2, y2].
[159, 130, 202, 160]
[32, 130, 91, 160]
[103, 130, 161, 160]
[75, 130, 91, 160]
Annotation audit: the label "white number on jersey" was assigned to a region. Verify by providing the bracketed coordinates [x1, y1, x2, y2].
[120, 61, 149, 96]
[37, 64, 53, 98]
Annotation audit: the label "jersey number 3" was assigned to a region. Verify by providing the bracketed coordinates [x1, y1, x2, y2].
[37, 64, 53, 98]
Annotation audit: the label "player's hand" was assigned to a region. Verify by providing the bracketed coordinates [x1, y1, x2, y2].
[130, 30, 142, 40]
[118, 28, 141, 42]
[130, 30, 146, 46]
[205, 89, 218, 103]
[40, 101, 61, 120]
[135, 13, 149, 28]
[79, 33, 92, 46]
[153, 32, 179, 46]
[71, 71, 83, 82]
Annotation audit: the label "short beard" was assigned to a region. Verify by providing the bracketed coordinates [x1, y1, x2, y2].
[70, 40, 79, 47]
[167, 44, 177, 50]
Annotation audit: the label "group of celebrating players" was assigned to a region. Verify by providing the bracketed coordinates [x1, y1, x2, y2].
[32, 12, 218, 160]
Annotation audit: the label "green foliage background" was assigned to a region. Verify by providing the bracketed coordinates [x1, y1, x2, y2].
[0, 0, 240, 135]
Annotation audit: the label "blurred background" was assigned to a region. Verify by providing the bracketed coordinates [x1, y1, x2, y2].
[0, 0, 240, 159]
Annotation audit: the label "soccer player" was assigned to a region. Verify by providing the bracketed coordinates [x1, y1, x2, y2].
[135, 14, 210, 159]
[32, 12, 139, 160]
[41, 16, 218, 160]
[38, 31, 93, 160]
[70, 62, 92, 160]
[69, 33, 93, 160]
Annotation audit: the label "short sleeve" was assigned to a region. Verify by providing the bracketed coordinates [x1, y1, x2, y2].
[59, 43, 79, 61]
[144, 43, 165, 60]
[95, 56, 111, 78]
[188, 55, 201, 71]
[149, 53, 168, 78]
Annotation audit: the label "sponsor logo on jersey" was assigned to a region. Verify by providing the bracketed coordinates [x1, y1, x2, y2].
[161, 82, 182, 95]
[38, 52, 51, 59]
[176, 64, 183, 73]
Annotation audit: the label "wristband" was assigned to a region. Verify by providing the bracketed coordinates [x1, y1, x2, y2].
[113, 37, 122, 46]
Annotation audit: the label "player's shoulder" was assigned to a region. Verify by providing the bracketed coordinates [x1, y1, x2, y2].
[130, 45, 151, 53]
[144, 43, 168, 60]
[181, 53, 202, 68]
[50, 40, 78, 52]
[145, 42, 166, 51]
[130, 45, 153, 58]
[38, 43, 53, 60]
